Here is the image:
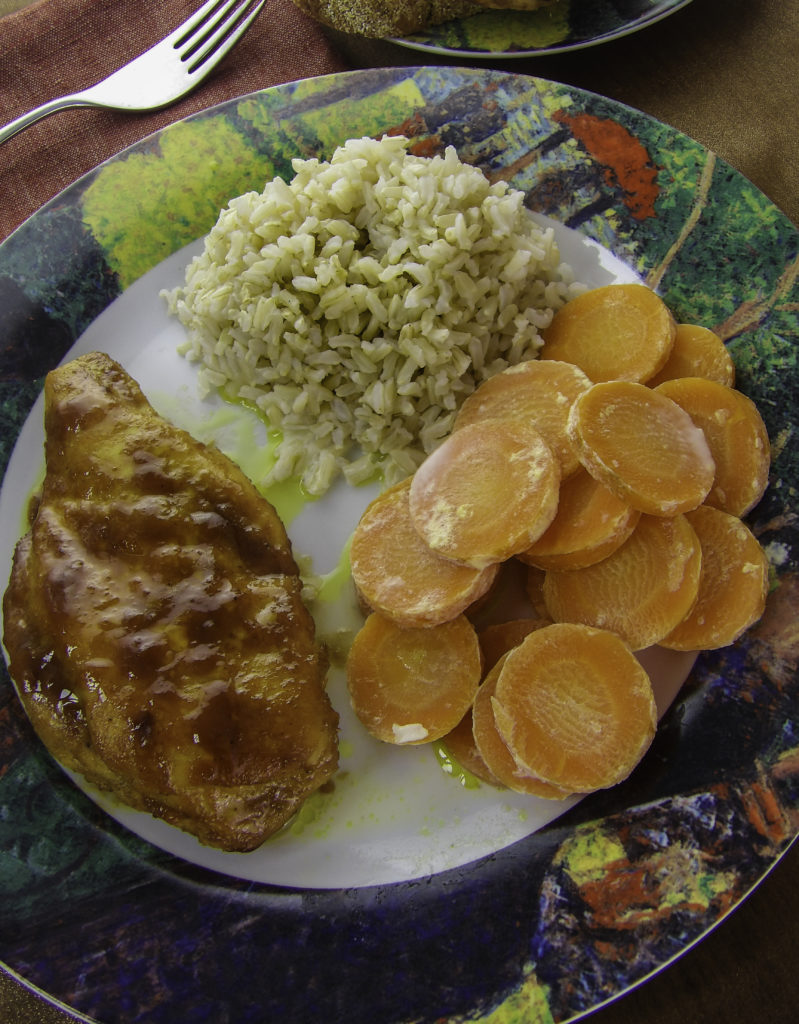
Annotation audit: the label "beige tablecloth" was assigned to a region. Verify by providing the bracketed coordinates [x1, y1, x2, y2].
[1, 0, 797, 1021]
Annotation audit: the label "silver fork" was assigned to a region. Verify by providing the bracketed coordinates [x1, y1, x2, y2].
[0, 0, 266, 145]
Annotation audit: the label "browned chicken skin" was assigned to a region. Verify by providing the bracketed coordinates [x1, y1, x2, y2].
[3, 352, 339, 851]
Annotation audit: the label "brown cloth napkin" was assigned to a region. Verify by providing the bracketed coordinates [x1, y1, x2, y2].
[0, 0, 349, 241]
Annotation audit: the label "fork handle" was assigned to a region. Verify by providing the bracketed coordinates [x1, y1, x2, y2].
[0, 94, 95, 145]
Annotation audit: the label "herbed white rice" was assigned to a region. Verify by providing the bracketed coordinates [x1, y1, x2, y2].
[163, 134, 584, 496]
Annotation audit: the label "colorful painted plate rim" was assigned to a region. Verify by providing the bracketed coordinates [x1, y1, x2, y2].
[391, 0, 694, 58]
[0, 66, 797, 1024]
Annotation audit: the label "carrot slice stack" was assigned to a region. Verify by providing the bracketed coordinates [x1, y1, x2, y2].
[540, 283, 676, 383]
[342, 281, 773, 800]
[567, 380, 715, 516]
[350, 478, 499, 627]
[661, 505, 770, 650]
[346, 613, 482, 745]
[491, 623, 657, 792]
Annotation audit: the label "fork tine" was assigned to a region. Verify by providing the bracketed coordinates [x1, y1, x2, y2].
[183, 1, 266, 73]
[169, 0, 233, 49]
[181, 1, 265, 74]
[176, 0, 242, 61]
[174, 0, 238, 61]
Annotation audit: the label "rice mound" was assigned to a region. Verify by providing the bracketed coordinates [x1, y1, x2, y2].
[164, 134, 583, 495]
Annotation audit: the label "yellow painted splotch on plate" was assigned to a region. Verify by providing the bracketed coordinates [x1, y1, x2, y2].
[238, 78, 427, 159]
[81, 118, 273, 288]
[465, 963, 555, 1024]
[423, 4, 571, 53]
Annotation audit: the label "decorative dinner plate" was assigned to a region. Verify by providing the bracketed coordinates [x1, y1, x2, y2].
[0, 66, 797, 1024]
[393, 0, 693, 58]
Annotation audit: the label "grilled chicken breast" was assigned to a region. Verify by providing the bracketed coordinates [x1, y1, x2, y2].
[3, 352, 338, 851]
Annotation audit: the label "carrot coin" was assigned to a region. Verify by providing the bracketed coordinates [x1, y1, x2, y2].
[409, 419, 560, 569]
[453, 359, 591, 477]
[540, 283, 676, 383]
[462, 557, 521, 626]
[519, 468, 641, 570]
[346, 613, 482, 745]
[647, 323, 736, 387]
[471, 657, 572, 798]
[350, 478, 499, 628]
[542, 514, 702, 650]
[661, 505, 770, 650]
[523, 564, 550, 619]
[491, 623, 657, 792]
[440, 711, 502, 787]
[567, 380, 715, 515]
[478, 617, 550, 673]
[655, 377, 770, 516]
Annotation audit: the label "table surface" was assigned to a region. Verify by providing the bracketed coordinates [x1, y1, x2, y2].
[1, 0, 797, 1022]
